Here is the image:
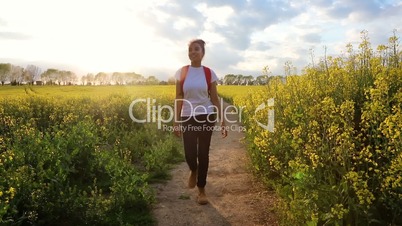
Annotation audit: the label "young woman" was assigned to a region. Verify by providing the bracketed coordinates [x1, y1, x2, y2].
[173, 39, 227, 205]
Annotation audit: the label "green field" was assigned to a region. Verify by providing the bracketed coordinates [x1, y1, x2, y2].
[0, 85, 181, 225]
[217, 84, 265, 102]
[0, 84, 260, 99]
[0, 85, 176, 98]
[0, 84, 261, 225]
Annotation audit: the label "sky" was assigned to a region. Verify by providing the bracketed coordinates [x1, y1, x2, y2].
[0, 0, 401, 81]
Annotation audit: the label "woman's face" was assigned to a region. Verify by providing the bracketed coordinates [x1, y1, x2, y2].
[188, 42, 204, 63]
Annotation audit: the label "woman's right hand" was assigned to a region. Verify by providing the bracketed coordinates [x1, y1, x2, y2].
[220, 121, 228, 138]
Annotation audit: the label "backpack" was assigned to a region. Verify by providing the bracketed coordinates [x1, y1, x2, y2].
[180, 65, 212, 94]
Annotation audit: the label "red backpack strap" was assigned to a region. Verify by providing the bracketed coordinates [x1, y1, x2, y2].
[180, 65, 189, 94]
[203, 66, 212, 92]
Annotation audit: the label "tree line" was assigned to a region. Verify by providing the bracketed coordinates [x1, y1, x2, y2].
[0, 64, 164, 86]
[0, 62, 286, 86]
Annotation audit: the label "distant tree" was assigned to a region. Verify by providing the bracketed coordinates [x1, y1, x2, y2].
[0, 63, 11, 85]
[81, 75, 87, 85]
[86, 73, 95, 85]
[234, 74, 244, 85]
[41, 69, 59, 85]
[22, 70, 31, 84]
[242, 75, 254, 85]
[95, 72, 109, 85]
[167, 76, 176, 85]
[145, 75, 159, 85]
[223, 74, 237, 85]
[59, 71, 67, 85]
[111, 72, 124, 85]
[126, 72, 144, 84]
[10, 65, 24, 85]
[255, 75, 268, 85]
[25, 65, 42, 85]
[70, 72, 78, 85]
[59, 70, 76, 85]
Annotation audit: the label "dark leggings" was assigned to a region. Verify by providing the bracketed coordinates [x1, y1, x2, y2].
[181, 114, 215, 188]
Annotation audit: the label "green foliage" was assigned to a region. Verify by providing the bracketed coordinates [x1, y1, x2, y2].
[0, 87, 182, 225]
[230, 31, 402, 225]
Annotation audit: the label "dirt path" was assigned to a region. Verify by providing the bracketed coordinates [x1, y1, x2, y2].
[151, 103, 278, 226]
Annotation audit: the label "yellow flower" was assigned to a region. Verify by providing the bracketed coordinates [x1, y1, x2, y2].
[8, 187, 16, 198]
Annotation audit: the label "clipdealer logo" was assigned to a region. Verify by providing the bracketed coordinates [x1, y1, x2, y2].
[254, 98, 275, 133]
[128, 97, 274, 132]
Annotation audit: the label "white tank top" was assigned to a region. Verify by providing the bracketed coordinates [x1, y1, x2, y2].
[175, 66, 218, 117]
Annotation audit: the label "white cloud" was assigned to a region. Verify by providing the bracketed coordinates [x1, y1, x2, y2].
[196, 3, 234, 28]
[0, 0, 401, 79]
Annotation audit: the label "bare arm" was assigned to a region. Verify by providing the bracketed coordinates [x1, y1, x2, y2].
[209, 81, 227, 138]
[174, 81, 183, 137]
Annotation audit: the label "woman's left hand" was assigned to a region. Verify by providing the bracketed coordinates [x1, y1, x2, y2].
[221, 122, 228, 138]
